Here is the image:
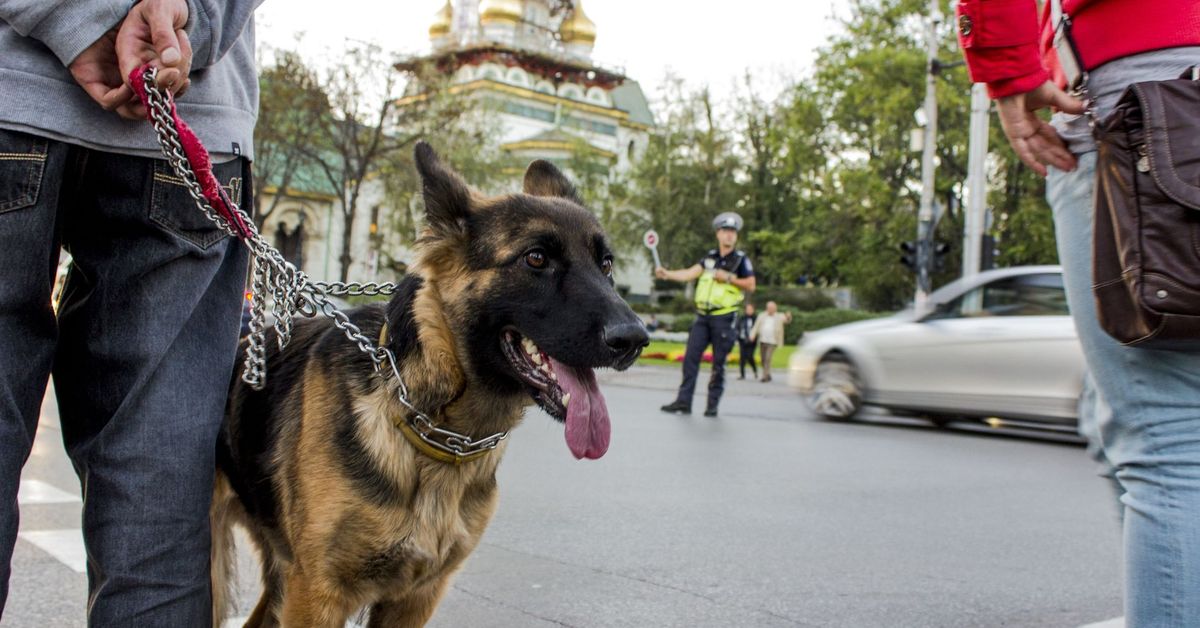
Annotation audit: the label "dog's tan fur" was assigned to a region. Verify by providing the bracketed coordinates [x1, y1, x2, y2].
[211, 144, 646, 627]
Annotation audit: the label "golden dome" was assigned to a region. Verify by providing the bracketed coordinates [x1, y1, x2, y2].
[479, 0, 522, 24]
[429, 1, 453, 37]
[560, 1, 596, 44]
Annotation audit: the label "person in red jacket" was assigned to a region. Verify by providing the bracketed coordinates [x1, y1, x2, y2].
[957, 1, 1200, 625]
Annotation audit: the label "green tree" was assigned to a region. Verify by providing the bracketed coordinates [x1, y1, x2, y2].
[626, 76, 742, 272]
[562, 136, 648, 264]
[753, 0, 1057, 309]
[377, 102, 518, 256]
[252, 49, 330, 227]
[301, 46, 474, 282]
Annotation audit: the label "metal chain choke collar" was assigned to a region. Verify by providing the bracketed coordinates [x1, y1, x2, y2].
[140, 67, 506, 463]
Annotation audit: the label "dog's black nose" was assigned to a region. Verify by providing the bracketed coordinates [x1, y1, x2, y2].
[603, 322, 650, 364]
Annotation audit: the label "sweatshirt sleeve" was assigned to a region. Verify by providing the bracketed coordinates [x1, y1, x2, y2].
[0, 0, 132, 65]
[955, 0, 1048, 98]
[186, 0, 265, 70]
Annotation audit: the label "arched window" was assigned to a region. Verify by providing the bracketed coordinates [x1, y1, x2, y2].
[274, 214, 306, 268]
[534, 80, 555, 95]
[505, 67, 530, 87]
[480, 64, 503, 81]
[558, 83, 584, 101]
[454, 66, 476, 83]
[586, 87, 610, 106]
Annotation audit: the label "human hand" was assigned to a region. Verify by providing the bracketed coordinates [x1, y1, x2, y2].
[655, 267, 668, 280]
[715, 270, 731, 283]
[996, 81, 1085, 177]
[68, 28, 132, 114]
[115, 0, 193, 118]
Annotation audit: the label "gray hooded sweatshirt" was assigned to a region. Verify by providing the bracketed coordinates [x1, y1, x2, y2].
[0, 0, 262, 161]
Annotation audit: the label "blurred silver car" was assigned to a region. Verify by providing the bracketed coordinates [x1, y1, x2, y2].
[788, 266, 1086, 430]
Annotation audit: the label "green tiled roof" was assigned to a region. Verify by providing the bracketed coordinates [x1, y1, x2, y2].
[611, 80, 655, 127]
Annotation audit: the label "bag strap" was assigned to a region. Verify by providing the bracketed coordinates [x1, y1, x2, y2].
[1050, 0, 1063, 27]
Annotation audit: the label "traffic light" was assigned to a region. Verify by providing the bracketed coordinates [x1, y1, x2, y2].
[932, 241, 951, 272]
[981, 235, 998, 270]
[900, 241, 918, 272]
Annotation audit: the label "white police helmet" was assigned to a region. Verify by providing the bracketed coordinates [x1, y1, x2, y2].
[712, 212, 743, 232]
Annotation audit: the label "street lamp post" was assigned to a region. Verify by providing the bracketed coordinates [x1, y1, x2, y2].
[915, 0, 941, 311]
[962, 83, 990, 279]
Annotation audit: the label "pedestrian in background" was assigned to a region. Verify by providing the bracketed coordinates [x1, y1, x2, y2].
[956, 0, 1200, 624]
[0, 0, 261, 623]
[657, 212, 756, 417]
[735, 302, 758, 380]
[750, 301, 791, 383]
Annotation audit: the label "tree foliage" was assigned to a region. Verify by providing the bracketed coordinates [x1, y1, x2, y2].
[255, 45, 492, 281]
[253, 50, 329, 226]
[624, 77, 743, 271]
[254, 0, 1059, 301]
[623, 0, 1058, 311]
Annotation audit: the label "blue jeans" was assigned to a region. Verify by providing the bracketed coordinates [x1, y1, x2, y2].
[675, 312, 737, 410]
[1048, 152, 1200, 626]
[0, 129, 249, 626]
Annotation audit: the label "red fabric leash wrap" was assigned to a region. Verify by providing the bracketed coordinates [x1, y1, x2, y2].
[130, 64, 253, 239]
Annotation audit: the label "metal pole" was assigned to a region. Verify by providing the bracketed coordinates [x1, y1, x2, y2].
[963, 82, 990, 279]
[915, 0, 941, 311]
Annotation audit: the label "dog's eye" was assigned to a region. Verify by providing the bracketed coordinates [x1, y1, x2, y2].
[525, 249, 547, 269]
[600, 257, 613, 276]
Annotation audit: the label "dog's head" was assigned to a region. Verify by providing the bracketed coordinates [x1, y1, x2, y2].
[408, 142, 648, 459]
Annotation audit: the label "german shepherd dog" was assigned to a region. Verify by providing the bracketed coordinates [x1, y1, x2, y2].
[211, 142, 649, 627]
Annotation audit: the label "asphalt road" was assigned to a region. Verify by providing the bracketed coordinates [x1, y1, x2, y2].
[6, 366, 1124, 627]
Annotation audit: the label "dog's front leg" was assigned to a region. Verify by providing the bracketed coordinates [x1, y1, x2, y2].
[279, 568, 355, 628]
[367, 578, 451, 628]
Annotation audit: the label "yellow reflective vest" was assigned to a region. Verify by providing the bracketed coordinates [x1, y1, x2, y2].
[694, 250, 747, 316]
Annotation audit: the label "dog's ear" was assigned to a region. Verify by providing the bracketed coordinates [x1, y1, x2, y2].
[523, 159, 581, 203]
[415, 141, 471, 237]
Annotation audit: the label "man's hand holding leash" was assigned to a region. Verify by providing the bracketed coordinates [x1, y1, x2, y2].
[69, 0, 191, 120]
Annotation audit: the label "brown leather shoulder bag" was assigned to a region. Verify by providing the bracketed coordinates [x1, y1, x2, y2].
[1093, 71, 1200, 349]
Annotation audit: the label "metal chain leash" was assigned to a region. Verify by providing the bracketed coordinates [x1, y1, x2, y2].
[140, 67, 505, 461]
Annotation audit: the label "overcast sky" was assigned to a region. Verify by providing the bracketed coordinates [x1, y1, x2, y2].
[256, 1, 844, 102]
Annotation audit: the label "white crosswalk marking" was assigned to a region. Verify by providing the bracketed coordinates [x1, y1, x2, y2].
[18, 479, 80, 505]
[17, 480, 84, 573]
[1080, 618, 1124, 628]
[17, 529, 87, 573]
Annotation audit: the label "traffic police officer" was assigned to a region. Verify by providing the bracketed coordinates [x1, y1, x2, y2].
[656, 212, 757, 416]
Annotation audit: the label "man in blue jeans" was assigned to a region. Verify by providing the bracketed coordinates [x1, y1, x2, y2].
[0, 0, 261, 624]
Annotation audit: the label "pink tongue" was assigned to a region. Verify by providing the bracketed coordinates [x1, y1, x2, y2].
[548, 358, 610, 460]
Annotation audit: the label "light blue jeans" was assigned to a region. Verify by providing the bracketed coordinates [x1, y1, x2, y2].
[1048, 152, 1200, 627]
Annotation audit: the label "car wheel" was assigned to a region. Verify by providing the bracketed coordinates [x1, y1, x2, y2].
[807, 355, 863, 420]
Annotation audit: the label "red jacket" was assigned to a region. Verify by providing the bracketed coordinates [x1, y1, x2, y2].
[956, 0, 1200, 98]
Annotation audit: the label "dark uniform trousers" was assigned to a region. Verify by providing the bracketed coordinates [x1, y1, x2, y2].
[674, 311, 738, 410]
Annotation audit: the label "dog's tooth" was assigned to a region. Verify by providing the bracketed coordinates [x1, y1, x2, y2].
[550, 370, 557, 380]
[522, 337, 535, 353]
[562, 392, 571, 407]
[531, 352, 543, 365]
